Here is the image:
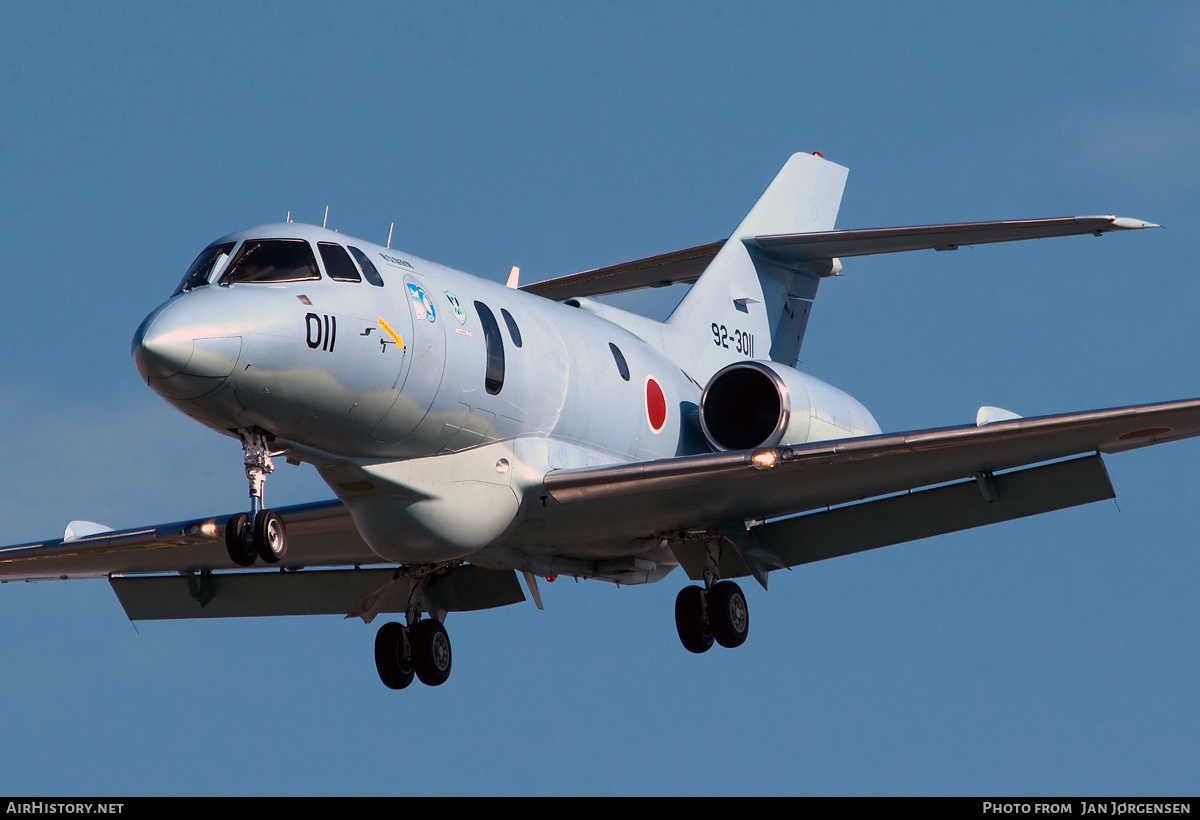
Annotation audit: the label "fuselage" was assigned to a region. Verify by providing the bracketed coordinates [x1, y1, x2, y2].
[132, 223, 878, 569]
[132, 224, 702, 563]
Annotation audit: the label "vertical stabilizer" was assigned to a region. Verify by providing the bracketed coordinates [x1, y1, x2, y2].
[664, 153, 848, 382]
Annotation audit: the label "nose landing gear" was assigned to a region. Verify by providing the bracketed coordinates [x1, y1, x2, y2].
[223, 428, 289, 567]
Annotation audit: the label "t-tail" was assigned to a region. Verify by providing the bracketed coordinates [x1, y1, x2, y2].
[664, 152, 849, 382]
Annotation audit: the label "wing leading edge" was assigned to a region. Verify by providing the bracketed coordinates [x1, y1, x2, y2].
[520, 215, 1158, 301]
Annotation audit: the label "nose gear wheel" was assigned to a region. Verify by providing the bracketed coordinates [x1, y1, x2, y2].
[222, 428, 289, 567]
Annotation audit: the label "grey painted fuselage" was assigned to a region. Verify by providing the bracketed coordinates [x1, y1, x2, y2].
[134, 223, 716, 573]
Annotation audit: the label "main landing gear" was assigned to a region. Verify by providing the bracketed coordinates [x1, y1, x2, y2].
[374, 617, 452, 689]
[224, 428, 289, 567]
[372, 566, 454, 690]
[675, 579, 749, 654]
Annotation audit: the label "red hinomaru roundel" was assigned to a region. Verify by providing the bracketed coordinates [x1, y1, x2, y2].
[645, 376, 667, 433]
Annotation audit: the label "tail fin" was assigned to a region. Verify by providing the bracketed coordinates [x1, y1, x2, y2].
[665, 153, 848, 381]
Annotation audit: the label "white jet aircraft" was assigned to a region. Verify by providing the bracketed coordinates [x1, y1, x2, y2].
[1, 153, 1192, 690]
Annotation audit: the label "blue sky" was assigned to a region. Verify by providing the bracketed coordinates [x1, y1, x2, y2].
[1, 1, 1198, 796]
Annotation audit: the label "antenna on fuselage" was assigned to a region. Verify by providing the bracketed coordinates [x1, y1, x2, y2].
[506, 266, 520, 289]
[322, 206, 329, 229]
[387, 222, 394, 249]
[286, 210, 292, 223]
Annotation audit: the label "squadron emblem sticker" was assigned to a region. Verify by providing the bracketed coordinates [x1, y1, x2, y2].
[407, 284, 437, 323]
[444, 291, 467, 325]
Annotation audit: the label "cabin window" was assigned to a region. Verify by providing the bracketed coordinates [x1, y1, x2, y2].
[318, 243, 361, 282]
[220, 239, 320, 284]
[501, 308, 523, 348]
[474, 301, 505, 395]
[609, 343, 630, 381]
[175, 242, 236, 295]
[348, 246, 385, 287]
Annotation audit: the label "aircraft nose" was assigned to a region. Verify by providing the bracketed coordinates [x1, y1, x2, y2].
[132, 309, 194, 380]
[132, 300, 242, 399]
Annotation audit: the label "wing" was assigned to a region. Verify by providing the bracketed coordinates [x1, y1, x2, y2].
[0, 499, 524, 620]
[534, 397, 1200, 584]
[518, 215, 1157, 301]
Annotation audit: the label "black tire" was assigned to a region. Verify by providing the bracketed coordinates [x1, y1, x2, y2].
[254, 509, 287, 564]
[374, 622, 414, 690]
[224, 512, 256, 567]
[675, 585, 714, 654]
[410, 619, 452, 686]
[709, 581, 749, 648]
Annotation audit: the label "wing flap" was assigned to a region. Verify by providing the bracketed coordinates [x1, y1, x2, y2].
[110, 565, 525, 620]
[670, 455, 1114, 580]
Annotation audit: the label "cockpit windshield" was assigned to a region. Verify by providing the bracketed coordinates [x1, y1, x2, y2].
[174, 242, 236, 295]
[219, 239, 321, 285]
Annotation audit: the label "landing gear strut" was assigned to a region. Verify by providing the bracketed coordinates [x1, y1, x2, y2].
[223, 428, 289, 567]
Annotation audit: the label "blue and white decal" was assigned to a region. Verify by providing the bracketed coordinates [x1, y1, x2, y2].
[407, 284, 437, 323]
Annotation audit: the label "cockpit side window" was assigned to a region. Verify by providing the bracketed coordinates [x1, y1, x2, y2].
[174, 242, 236, 295]
[348, 246, 385, 287]
[318, 243, 361, 282]
[219, 239, 320, 284]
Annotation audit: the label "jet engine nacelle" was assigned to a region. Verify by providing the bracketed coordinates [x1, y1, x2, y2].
[699, 360, 881, 451]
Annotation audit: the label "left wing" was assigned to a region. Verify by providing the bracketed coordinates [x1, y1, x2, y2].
[519, 215, 1157, 301]
[537, 397, 1200, 582]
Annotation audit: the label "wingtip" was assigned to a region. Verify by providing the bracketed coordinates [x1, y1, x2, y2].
[1112, 217, 1161, 230]
[1077, 215, 1161, 230]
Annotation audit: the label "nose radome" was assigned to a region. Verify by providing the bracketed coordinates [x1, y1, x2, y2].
[132, 308, 195, 381]
[132, 300, 242, 399]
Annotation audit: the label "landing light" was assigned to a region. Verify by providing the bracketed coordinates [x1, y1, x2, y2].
[750, 449, 778, 470]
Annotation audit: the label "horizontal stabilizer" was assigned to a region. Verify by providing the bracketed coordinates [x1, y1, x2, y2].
[746, 215, 1159, 262]
[520, 216, 1156, 302]
[520, 239, 722, 301]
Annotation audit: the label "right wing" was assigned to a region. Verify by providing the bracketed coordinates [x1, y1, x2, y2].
[519, 215, 1157, 301]
[0, 499, 373, 581]
[0, 499, 525, 621]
